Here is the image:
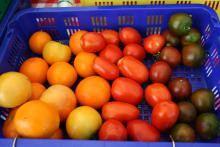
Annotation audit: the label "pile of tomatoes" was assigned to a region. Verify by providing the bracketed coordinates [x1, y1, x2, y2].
[0, 13, 219, 142]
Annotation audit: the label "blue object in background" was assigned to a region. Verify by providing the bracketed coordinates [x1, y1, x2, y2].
[0, 4, 220, 147]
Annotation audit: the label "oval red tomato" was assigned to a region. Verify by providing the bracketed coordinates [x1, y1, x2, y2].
[149, 61, 172, 84]
[151, 101, 179, 131]
[99, 44, 123, 64]
[102, 101, 140, 123]
[123, 44, 146, 60]
[145, 83, 172, 107]
[111, 77, 143, 105]
[101, 30, 119, 45]
[93, 57, 119, 80]
[144, 34, 165, 54]
[99, 119, 128, 141]
[127, 119, 160, 141]
[81, 32, 106, 52]
[118, 56, 149, 83]
[119, 27, 142, 45]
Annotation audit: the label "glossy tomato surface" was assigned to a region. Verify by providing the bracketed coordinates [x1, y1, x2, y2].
[152, 101, 179, 131]
[145, 83, 172, 107]
[118, 56, 148, 83]
[127, 119, 160, 141]
[99, 44, 123, 64]
[102, 101, 140, 123]
[119, 27, 142, 45]
[144, 34, 165, 54]
[123, 44, 146, 60]
[93, 57, 119, 80]
[99, 119, 127, 141]
[101, 30, 119, 45]
[111, 77, 143, 105]
[81, 32, 106, 52]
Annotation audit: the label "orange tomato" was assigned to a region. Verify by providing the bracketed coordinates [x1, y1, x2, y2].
[69, 30, 87, 55]
[2, 108, 20, 138]
[74, 51, 96, 77]
[50, 128, 64, 139]
[47, 62, 78, 87]
[76, 76, 110, 109]
[29, 83, 46, 100]
[29, 31, 52, 54]
[14, 100, 60, 138]
[19, 57, 48, 83]
[40, 85, 77, 122]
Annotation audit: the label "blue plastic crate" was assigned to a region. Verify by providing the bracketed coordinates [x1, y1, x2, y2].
[0, 4, 220, 147]
[0, 0, 30, 46]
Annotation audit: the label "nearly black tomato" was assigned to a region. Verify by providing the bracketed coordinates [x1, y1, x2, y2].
[168, 77, 192, 101]
[162, 30, 180, 47]
[178, 101, 197, 123]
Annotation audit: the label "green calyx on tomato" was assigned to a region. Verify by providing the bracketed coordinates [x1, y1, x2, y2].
[181, 28, 201, 46]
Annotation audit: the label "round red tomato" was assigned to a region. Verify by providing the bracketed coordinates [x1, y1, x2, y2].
[93, 57, 119, 80]
[127, 119, 160, 141]
[111, 77, 143, 105]
[99, 119, 128, 141]
[99, 44, 123, 64]
[123, 44, 146, 60]
[101, 30, 119, 45]
[119, 27, 142, 45]
[144, 34, 165, 54]
[149, 61, 172, 84]
[102, 101, 140, 123]
[81, 32, 106, 52]
[118, 56, 148, 83]
[145, 83, 172, 107]
[151, 101, 179, 131]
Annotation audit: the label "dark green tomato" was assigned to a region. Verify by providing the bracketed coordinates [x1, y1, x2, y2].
[168, 77, 192, 101]
[171, 123, 196, 142]
[181, 28, 201, 46]
[196, 113, 219, 140]
[178, 102, 197, 123]
[159, 47, 181, 68]
[168, 13, 192, 36]
[191, 88, 214, 113]
[162, 30, 180, 47]
[182, 43, 205, 68]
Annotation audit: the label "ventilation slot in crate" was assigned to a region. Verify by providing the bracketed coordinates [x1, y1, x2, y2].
[150, 1, 165, 4]
[35, 17, 56, 27]
[146, 15, 163, 25]
[212, 86, 220, 110]
[205, 24, 211, 40]
[91, 17, 107, 26]
[93, 28, 106, 32]
[146, 27, 161, 35]
[66, 29, 81, 37]
[118, 16, 134, 25]
[176, 1, 191, 4]
[64, 17, 80, 26]
[0, 108, 9, 121]
[122, 1, 138, 5]
[205, 1, 220, 10]
[94, 1, 113, 6]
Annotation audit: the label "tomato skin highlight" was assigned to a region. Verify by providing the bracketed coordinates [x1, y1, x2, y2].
[144, 34, 165, 54]
[145, 83, 172, 107]
[151, 101, 179, 131]
[99, 44, 123, 64]
[102, 101, 140, 123]
[99, 119, 128, 141]
[117, 56, 149, 83]
[123, 43, 146, 60]
[111, 77, 143, 105]
[93, 57, 119, 80]
[101, 30, 119, 45]
[127, 119, 160, 141]
[119, 27, 142, 45]
[81, 32, 106, 53]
